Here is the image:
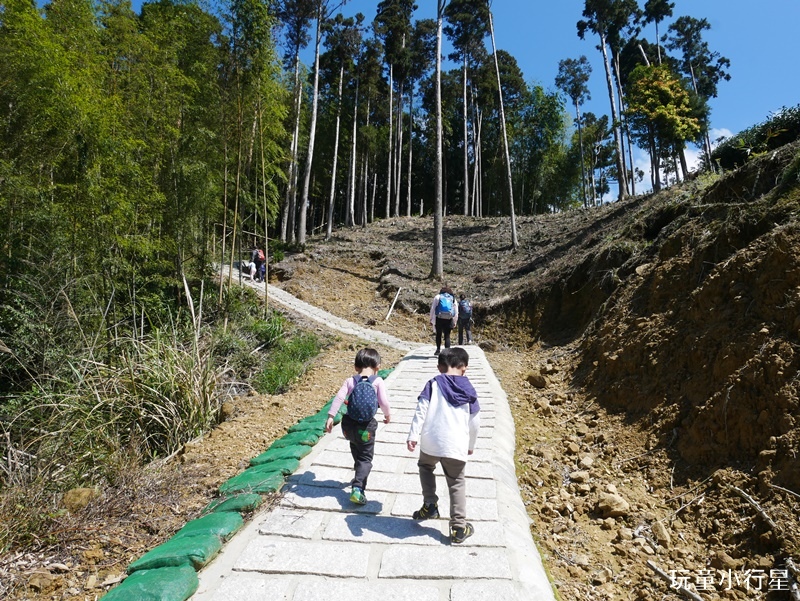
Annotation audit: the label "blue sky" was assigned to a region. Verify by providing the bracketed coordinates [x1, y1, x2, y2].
[320, 0, 799, 185]
[331, 1, 798, 141]
[123, 0, 799, 188]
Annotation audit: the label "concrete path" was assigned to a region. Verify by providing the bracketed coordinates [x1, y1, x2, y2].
[219, 264, 416, 351]
[190, 345, 555, 601]
[196, 267, 556, 600]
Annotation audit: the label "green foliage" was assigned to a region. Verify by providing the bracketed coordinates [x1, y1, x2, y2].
[252, 334, 320, 395]
[711, 105, 800, 170]
[249, 314, 287, 347]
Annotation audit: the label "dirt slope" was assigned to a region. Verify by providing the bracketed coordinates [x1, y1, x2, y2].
[3, 142, 799, 600]
[273, 141, 800, 599]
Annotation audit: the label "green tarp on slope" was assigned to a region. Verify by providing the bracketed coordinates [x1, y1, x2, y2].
[204, 493, 262, 513]
[102, 565, 198, 601]
[268, 430, 321, 448]
[218, 468, 285, 495]
[250, 444, 312, 466]
[127, 534, 222, 573]
[173, 512, 243, 541]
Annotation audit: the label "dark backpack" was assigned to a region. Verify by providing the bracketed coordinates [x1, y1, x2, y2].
[458, 298, 472, 320]
[346, 375, 379, 423]
[435, 293, 454, 319]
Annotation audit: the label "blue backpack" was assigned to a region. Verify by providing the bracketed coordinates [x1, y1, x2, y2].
[435, 293, 454, 319]
[458, 298, 472, 320]
[346, 375, 379, 423]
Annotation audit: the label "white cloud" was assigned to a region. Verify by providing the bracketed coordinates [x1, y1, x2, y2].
[710, 128, 734, 146]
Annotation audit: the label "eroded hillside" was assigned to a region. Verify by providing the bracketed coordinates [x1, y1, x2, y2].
[274, 140, 800, 598]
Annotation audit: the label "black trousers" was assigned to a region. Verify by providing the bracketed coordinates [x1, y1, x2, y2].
[435, 316, 453, 351]
[457, 318, 472, 345]
[340, 414, 378, 490]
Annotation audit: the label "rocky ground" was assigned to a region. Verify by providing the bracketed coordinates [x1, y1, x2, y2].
[2, 141, 800, 600]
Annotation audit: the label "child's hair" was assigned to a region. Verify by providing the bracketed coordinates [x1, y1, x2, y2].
[438, 347, 469, 370]
[355, 348, 381, 370]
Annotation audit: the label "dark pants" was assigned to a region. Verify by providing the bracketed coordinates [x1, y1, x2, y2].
[435, 317, 453, 351]
[457, 318, 472, 345]
[340, 414, 377, 490]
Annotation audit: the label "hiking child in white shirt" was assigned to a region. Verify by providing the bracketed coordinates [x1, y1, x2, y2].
[407, 347, 480, 544]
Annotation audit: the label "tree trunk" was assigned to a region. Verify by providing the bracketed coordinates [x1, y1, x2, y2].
[406, 85, 413, 217]
[258, 105, 269, 311]
[348, 78, 359, 227]
[648, 129, 660, 192]
[613, 51, 632, 196]
[431, 1, 445, 279]
[385, 63, 394, 218]
[394, 79, 404, 217]
[600, 33, 628, 200]
[489, 11, 518, 249]
[325, 66, 345, 241]
[281, 54, 302, 242]
[576, 102, 588, 208]
[298, 8, 324, 245]
[219, 141, 229, 305]
[655, 20, 662, 64]
[370, 172, 378, 223]
[679, 146, 689, 180]
[462, 54, 470, 215]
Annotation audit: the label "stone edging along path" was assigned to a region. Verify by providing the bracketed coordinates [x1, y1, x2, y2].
[100, 270, 556, 600]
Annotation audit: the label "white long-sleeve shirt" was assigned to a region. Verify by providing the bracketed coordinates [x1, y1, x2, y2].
[407, 379, 480, 462]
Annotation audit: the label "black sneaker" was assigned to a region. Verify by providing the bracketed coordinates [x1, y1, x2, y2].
[450, 523, 474, 544]
[412, 503, 440, 520]
[433, 349, 440, 356]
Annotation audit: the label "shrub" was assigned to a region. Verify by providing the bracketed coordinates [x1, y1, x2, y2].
[249, 312, 286, 348]
[712, 104, 800, 170]
[252, 333, 320, 395]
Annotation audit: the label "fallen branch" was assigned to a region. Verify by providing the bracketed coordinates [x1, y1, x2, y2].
[646, 560, 704, 601]
[769, 482, 800, 501]
[728, 485, 781, 533]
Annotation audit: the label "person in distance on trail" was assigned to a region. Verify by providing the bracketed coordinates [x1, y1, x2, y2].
[251, 247, 265, 282]
[430, 286, 458, 356]
[457, 294, 473, 345]
[407, 347, 480, 544]
[325, 348, 392, 505]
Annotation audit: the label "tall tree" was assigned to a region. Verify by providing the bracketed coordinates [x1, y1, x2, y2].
[625, 63, 701, 185]
[431, 0, 446, 279]
[578, 0, 638, 201]
[321, 14, 360, 239]
[375, 0, 417, 218]
[277, 0, 315, 242]
[556, 56, 592, 208]
[664, 15, 730, 171]
[642, 0, 673, 64]
[488, 7, 517, 249]
[405, 18, 436, 216]
[297, 0, 348, 245]
[444, 0, 489, 216]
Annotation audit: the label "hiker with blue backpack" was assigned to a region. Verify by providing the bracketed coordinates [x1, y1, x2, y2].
[325, 348, 392, 505]
[457, 294, 473, 345]
[430, 286, 458, 356]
